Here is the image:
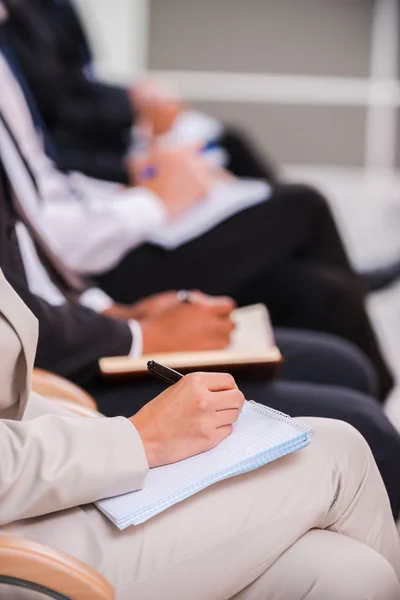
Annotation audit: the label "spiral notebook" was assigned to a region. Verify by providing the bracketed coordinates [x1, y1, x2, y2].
[96, 402, 315, 529]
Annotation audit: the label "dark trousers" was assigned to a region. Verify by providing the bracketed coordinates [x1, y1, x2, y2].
[217, 125, 279, 184]
[86, 329, 400, 516]
[96, 183, 393, 400]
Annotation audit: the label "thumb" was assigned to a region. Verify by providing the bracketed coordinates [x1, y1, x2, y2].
[208, 297, 237, 316]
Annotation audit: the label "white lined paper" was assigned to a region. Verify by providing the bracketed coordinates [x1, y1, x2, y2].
[96, 402, 314, 529]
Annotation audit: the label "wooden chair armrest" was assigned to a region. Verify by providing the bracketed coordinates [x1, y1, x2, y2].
[32, 369, 98, 411]
[0, 535, 114, 600]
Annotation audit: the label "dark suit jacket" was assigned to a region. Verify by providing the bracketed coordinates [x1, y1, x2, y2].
[0, 168, 133, 386]
[4, 0, 134, 183]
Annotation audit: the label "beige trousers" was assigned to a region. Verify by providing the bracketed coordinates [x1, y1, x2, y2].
[5, 397, 400, 599]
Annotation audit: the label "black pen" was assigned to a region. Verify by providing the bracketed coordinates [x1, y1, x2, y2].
[147, 360, 184, 386]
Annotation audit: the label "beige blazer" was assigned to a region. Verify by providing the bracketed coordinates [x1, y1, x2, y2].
[0, 269, 148, 527]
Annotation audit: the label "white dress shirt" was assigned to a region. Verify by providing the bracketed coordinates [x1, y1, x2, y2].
[0, 53, 168, 274]
[0, 105, 142, 356]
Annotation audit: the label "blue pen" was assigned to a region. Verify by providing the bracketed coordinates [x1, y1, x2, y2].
[202, 140, 220, 152]
[140, 165, 157, 180]
[140, 141, 221, 180]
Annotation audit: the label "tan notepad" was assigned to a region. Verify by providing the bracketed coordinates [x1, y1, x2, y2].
[99, 304, 282, 379]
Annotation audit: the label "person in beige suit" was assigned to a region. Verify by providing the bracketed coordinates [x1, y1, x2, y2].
[1, 268, 400, 599]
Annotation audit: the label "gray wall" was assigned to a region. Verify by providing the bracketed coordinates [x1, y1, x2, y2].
[147, 0, 378, 167]
[148, 0, 373, 77]
[189, 102, 367, 166]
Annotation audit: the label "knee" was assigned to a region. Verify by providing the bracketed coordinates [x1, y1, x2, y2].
[308, 409, 400, 518]
[318, 268, 364, 308]
[279, 530, 400, 599]
[322, 335, 378, 396]
[278, 182, 330, 213]
[324, 336, 377, 396]
[344, 556, 400, 600]
[281, 328, 378, 395]
[302, 417, 372, 467]
[220, 124, 249, 146]
[321, 554, 400, 599]
[303, 416, 365, 443]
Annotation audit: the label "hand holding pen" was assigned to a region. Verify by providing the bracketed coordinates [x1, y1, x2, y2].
[132, 144, 215, 217]
[140, 291, 236, 354]
[130, 365, 244, 467]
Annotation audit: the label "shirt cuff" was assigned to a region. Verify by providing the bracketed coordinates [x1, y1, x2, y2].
[128, 319, 143, 357]
[79, 287, 114, 313]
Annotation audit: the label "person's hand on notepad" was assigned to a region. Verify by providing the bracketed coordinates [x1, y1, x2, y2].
[127, 290, 183, 319]
[122, 289, 233, 319]
[132, 145, 214, 216]
[103, 290, 181, 321]
[130, 372, 244, 467]
[140, 294, 236, 353]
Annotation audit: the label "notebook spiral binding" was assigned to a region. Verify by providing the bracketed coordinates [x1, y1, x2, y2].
[248, 401, 316, 438]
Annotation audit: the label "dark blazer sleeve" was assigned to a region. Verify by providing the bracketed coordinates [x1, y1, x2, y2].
[56, 79, 134, 138]
[2, 270, 133, 386]
[0, 167, 134, 384]
[4, 0, 134, 182]
[5, 12, 134, 137]
[55, 133, 131, 184]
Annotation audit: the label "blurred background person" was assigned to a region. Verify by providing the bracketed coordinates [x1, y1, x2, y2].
[2, 0, 279, 185]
